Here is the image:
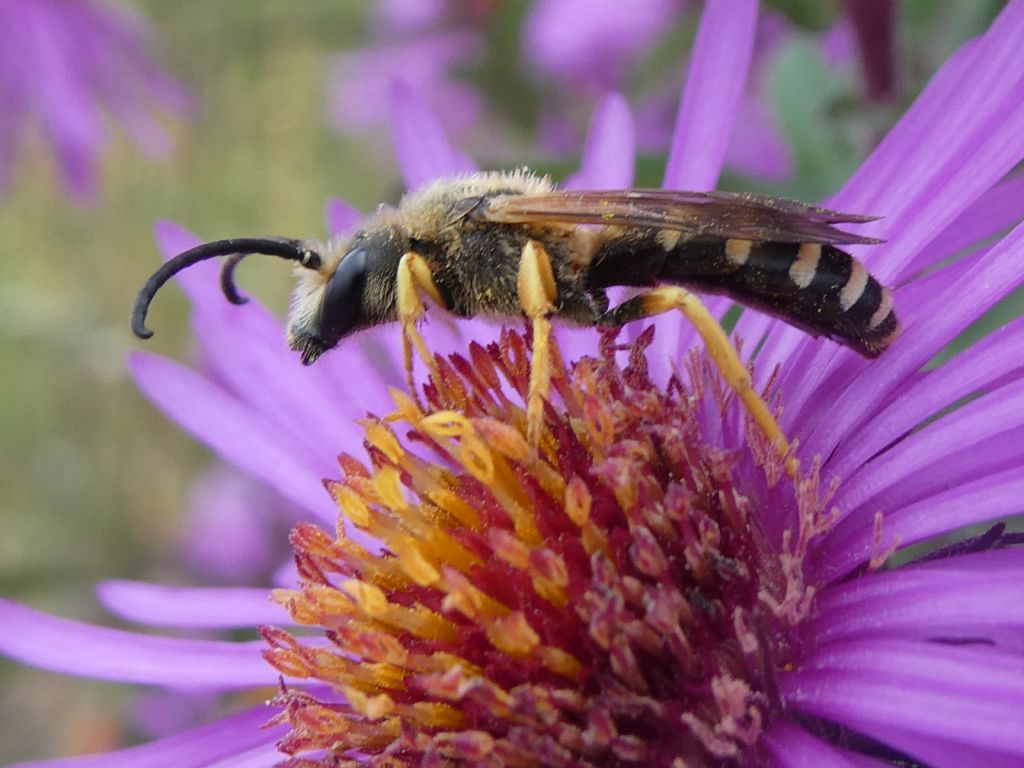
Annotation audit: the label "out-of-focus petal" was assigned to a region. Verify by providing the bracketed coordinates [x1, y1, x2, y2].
[0, 599, 275, 688]
[821, 16, 856, 68]
[128, 352, 338, 524]
[96, 581, 290, 629]
[7, 706, 284, 768]
[188, 304, 368, 460]
[324, 197, 362, 238]
[373, 0, 446, 34]
[328, 32, 483, 138]
[523, 0, 679, 90]
[0, 0, 189, 201]
[663, 0, 758, 190]
[563, 92, 635, 190]
[388, 80, 477, 189]
[179, 467, 283, 585]
[722, 94, 793, 182]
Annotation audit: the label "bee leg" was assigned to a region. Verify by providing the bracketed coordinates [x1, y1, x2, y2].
[397, 251, 447, 398]
[517, 240, 559, 446]
[603, 286, 799, 478]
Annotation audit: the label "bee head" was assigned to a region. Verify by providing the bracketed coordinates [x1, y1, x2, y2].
[286, 244, 369, 365]
[285, 228, 406, 365]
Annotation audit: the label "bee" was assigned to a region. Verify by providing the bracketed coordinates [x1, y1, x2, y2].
[132, 169, 898, 470]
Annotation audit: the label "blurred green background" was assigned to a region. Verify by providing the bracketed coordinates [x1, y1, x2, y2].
[0, 0, 1012, 762]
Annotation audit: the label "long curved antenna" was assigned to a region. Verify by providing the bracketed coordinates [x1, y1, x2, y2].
[131, 237, 321, 339]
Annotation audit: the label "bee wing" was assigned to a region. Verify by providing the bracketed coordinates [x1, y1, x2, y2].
[479, 189, 883, 245]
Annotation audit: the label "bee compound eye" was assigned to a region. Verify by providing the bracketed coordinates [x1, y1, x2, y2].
[318, 248, 367, 341]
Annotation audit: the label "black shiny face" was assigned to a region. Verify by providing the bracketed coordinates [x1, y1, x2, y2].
[319, 247, 368, 340]
[293, 247, 368, 366]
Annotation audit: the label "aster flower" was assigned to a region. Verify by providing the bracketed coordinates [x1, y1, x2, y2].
[0, 0, 191, 201]
[5, 1, 1024, 766]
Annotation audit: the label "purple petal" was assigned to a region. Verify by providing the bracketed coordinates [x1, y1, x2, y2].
[187, 302, 371, 461]
[833, 0, 1024, 226]
[0, 599, 275, 688]
[8, 706, 284, 768]
[128, 352, 337, 524]
[522, 0, 679, 90]
[767, 3, 1024, 382]
[827, 314, 1024, 479]
[821, 17, 856, 69]
[205, 745, 290, 768]
[813, 463, 1024, 581]
[796, 220, 1024, 462]
[564, 92, 635, 190]
[782, 640, 1024, 757]
[388, 80, 477, 189]
[874, 92, 1024, 285]
[96, 581, 289, 629]
[324, 197, 362, 238]
[374, 0, 446, 33]
[26, 1, 106, 200]
[763, 719, 882, 767]
[179, 467, 283, 585]
[916, 172, 1024, 265]
[2, 0, 189, 202]
[328, 32, 483, 138]
[808, 559, 1024, 644]
[838, 732, 1024, 768]
[663, 0, 758, 190]
[833, 373, 1024, 516]
[131, 688, 219, 740]
[722, 94, 793, 182]
[273, 558, 301, 589]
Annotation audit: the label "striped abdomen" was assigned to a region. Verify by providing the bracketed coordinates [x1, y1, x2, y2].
[587, 232, 900, 357]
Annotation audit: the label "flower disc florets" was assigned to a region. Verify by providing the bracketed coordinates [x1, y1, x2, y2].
[264, 327, 838, 767]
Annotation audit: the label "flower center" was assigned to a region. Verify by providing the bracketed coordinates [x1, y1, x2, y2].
[264, 327, 838, 767]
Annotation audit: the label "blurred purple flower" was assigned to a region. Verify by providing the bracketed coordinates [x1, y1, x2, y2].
[328, 0, 793, 180]
[3, 0, 1024, 764]
[326, 23, 483, 138]
[0, 0, 191, 201]
[522, 0, 683, 93]
[179, 466, 289, 587]
[325, 0, 516, 143]
[522, 0, 794, 180]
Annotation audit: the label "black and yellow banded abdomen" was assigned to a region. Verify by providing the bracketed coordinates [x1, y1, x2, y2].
[588, 232, 900, 357]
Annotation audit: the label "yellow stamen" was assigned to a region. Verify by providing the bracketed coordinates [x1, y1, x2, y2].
[485, 612, 540, 657]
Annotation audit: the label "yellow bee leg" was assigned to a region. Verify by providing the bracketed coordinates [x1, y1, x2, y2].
[606, 286, 799, 478]
[517, 240, 559, 446]
[397, 252, 447, 396]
